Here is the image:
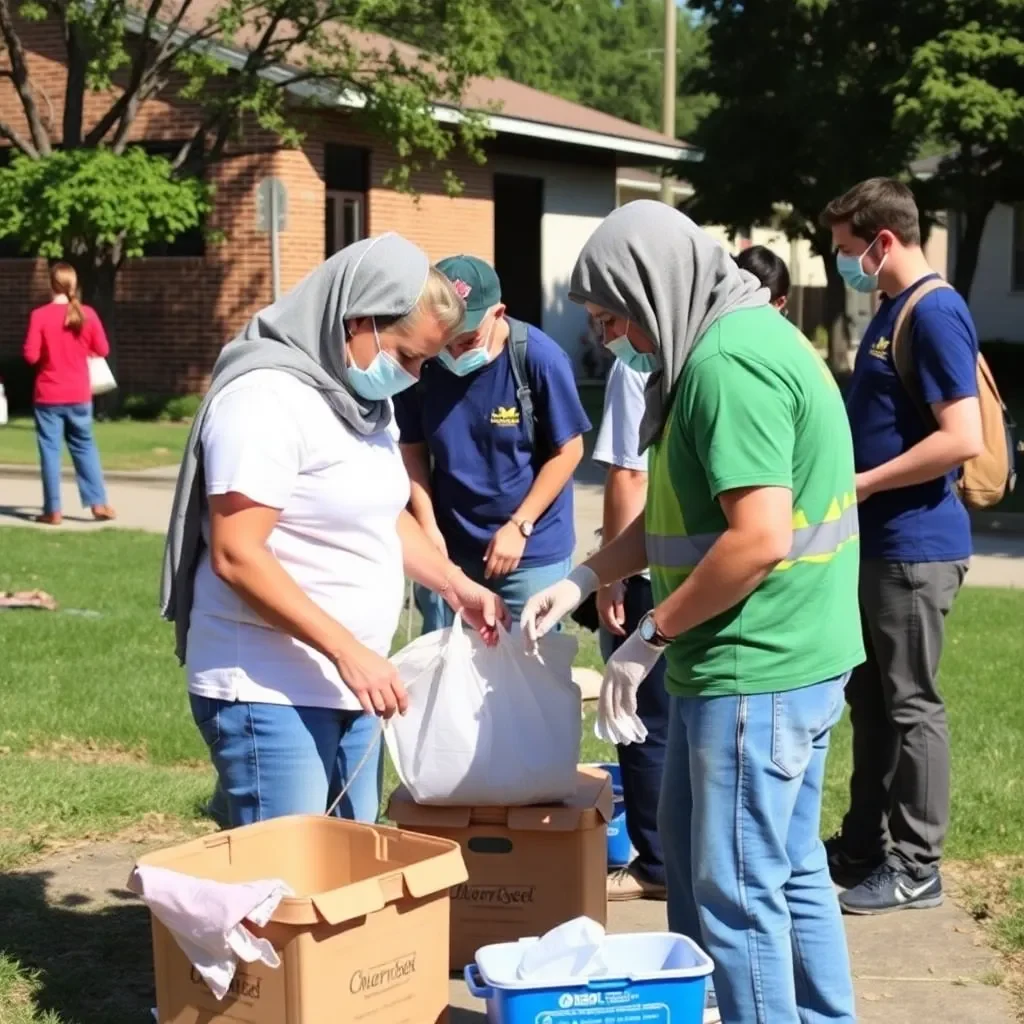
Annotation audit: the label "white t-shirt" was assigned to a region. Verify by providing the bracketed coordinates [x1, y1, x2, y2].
[186, 370, 410, 710]
[593, 361, 650, 581]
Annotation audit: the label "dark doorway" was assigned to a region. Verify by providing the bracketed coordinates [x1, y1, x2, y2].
[493, 173, 544, 326]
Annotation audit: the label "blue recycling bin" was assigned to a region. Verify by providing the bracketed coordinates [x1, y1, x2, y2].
[598, 762, 632, 868]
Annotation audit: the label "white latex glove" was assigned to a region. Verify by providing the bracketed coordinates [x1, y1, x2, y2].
[595, 629, 663, 746]
[520, 565, 599, 651]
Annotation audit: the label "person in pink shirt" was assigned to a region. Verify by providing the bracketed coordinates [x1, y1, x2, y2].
[23, 262, 117, 525]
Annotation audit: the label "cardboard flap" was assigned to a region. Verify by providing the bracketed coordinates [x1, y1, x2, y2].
[311, 878, 387, 925]
[403, 845, 468, 898]
[506, 805, 585, 831]
[387, 789, 474, 829]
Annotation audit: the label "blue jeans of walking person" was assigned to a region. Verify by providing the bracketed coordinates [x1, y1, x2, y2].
[34, 403, 107, 515]
[414, 555, 573, 633]
[600, 576, 668, 888]
[658, 675, 855, 1024]
[190, 696, 384, 826]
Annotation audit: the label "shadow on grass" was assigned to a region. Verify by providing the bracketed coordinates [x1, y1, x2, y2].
[0, 867, 156, 1024]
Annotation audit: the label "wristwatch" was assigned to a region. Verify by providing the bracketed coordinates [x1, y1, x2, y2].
[638, 610, 673, 648]
[511, 516, 534, 538]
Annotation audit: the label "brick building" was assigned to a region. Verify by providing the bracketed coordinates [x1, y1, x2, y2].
[0, 15, 693, 398]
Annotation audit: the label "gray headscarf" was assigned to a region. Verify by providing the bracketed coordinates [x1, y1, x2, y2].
[160, 232, 430, 664]
[569, 200, 769, 450]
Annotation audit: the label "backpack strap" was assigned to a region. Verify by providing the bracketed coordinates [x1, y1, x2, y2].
[890, 277, 955, 429]
[506, 317, 536, 447]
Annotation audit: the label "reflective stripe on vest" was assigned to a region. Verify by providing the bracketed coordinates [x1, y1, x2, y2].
[647, 499, 859, 573]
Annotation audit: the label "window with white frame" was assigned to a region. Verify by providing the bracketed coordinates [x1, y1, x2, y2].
[1013, 205, 1024, 292]
[326, 191, 365, 255]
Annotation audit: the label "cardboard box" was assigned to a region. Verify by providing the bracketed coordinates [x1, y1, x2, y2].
[387, 766, 613, 970]
[135, 815, 467, 1024]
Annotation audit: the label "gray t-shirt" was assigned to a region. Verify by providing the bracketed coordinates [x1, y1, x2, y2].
[593, 361, 650, 580]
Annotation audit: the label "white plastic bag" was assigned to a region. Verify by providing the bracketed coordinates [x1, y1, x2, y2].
[88, 356, 117, 396]
[516, 917, 607, 981]
[386, 614, 582, 806]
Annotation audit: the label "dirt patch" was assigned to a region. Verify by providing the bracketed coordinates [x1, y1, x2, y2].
[949, 859, 1024, 1021]
[25, 737, 148, 766]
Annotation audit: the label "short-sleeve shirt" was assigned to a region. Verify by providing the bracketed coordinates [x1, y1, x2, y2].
[844, 275, 979, 561]
[593, 360, 651, 581]
[394, 322, 591, 568]
[187, 370, 410, 711]
[650, 306, 864, 697]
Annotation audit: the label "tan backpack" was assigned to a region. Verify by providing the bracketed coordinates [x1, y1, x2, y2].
[891, 277, 1018, 510]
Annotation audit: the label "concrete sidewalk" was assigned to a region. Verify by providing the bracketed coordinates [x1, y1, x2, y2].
[3, 466, 1024, 589]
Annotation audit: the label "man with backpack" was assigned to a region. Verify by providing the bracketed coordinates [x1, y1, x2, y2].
[820, 178, 990, 915]
[396, 255, 591, 630]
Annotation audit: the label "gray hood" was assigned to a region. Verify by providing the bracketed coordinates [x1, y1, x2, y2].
[160, 233, 430, 664]
[569, 201, 768, 449]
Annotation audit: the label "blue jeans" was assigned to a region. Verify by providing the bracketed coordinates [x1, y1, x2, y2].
[599, 576, 668, 887]
[34, 403, 107, 514]
[658, 675, 855, 1024]
[414, 555, 574, 633]
[190, 696, 384, 826]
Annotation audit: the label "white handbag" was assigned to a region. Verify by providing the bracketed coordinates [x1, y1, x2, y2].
[88, 356, 117, 396]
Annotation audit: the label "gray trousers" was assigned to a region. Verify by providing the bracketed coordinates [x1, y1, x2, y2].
[841, 559, 967, 877]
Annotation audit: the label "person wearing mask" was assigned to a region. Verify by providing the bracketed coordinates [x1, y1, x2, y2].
[23, 262, 116, 526]
[734, 245, 790, 312]
[593, 360, 668, 903]
[820, 178, 982, 914]
[161, 234, 508, 827]
[522, 201, 862, 1024]
[396, 255, 590, 629]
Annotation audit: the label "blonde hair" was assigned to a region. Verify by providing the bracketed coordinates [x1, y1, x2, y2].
[50, 262, 84, 333]
[388, 266, 465, 338]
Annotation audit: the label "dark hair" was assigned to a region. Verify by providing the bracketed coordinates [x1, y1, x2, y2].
[734, 246, 790, 303]
[819, 177, 921, 246]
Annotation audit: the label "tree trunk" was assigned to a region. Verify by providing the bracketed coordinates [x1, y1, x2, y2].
[62, 27, 87, 148]
[951, 202, 993, 304]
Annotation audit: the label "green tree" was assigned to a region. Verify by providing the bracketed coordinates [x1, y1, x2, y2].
[682, 0, 932, 369]
[895, 7, 1024, 302]
[0, 0, 504, 357]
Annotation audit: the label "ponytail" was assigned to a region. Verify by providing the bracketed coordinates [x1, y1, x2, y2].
[50, 262, 84, 334]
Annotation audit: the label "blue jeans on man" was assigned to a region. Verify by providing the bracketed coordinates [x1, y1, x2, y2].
[415, 554, 574, 632]
[659, 675, 855, 1024]
[599, 575, 668, 888]
[34, 403, 108, 515]
[191, 696, 383, 826]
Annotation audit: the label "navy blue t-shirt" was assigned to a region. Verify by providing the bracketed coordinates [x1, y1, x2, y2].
[844, 275, 978, 561]
[394, 323, 591, 568]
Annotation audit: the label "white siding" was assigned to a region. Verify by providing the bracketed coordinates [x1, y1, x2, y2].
[951, 204, 1024, 342]
[492, 156, 616, 365]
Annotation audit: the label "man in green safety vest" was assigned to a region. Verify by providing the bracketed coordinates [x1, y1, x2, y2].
[522, 201, 863, 1024]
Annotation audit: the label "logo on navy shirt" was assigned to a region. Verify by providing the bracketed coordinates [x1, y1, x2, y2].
[869, 336, 891, 362]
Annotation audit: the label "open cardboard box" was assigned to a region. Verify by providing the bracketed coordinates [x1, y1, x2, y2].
[388, 765, 613, 970]
[135, 815, 467, 1024]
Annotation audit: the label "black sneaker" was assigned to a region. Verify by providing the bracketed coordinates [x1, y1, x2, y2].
[824, 833, 885, 889]
[839, 863, 943, 915]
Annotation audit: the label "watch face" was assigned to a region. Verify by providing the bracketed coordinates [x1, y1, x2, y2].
[639, 615, 656, 642]
[521, 521, 534, 537]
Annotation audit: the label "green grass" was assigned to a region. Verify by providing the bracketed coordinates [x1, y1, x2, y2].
[2, 527, 1024, 1022]
[0, 418, 188, 472]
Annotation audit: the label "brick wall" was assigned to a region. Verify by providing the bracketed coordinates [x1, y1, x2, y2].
[0, 17, 495, 397]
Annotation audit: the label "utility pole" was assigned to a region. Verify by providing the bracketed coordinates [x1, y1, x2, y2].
[660, 0, 678, 207]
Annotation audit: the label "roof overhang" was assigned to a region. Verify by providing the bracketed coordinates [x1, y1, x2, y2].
[124, 10, 698, 164]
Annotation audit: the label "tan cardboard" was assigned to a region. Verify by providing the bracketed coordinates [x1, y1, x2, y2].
[387, 765, 613, 969]
[134, 815, 467, 1024]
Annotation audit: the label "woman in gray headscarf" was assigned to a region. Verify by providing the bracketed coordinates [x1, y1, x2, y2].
[522, 202, 860, 1024]
[162, 233, 508, 828]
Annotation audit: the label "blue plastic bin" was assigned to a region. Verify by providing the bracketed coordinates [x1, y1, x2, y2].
[466, 932, 713, 1024]
[596, 762, 632, 868]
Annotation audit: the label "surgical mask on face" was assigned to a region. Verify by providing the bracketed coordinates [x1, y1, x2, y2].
[347, 318, 418, 401]
[438, 323, 495, 376]
[836, 235, 888, 294]
[607, 321, 660, 373]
